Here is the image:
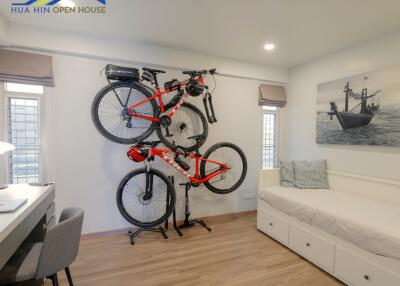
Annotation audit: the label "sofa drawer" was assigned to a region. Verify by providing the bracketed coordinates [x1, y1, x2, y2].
[257, 207, 289, 245]
[335, 246, 400, 286]
[265, 210, 289, 245]
[289, 223, 334, 272]
[257, 207, 268, 233]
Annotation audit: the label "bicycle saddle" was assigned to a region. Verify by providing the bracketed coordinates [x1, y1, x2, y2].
[137, 141, 161, 148]
[143, 67, 166, 74]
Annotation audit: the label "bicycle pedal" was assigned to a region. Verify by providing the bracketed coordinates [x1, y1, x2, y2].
[165, 133, 174, 137]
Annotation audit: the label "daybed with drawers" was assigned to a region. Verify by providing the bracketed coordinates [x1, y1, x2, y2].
[257, 169, 400, 286]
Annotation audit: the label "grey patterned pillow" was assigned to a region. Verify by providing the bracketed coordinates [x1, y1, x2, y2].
[293, 160, 329, 189]
[279, 160, 295, 187]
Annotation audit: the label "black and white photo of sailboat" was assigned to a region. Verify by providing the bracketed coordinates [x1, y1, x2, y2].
[317, 65, 400, 146]
[328, 80, 381, 130]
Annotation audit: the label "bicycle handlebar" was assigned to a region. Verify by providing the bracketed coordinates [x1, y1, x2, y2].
[182, 68, 216, 77]
[137, 141, 187, 155]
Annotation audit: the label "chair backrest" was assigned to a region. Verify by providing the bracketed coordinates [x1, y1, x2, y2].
[35, 208, 84, 279]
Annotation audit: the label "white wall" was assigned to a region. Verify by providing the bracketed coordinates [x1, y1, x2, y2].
[0, 21, 288, 233]
[281, 31, 400, 181]
[47, 53, 284, 234]
[0, 12, 8, 45]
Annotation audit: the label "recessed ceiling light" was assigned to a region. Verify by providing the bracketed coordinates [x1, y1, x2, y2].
[59, 0, 75, 7]
[264, 43, 275, 51]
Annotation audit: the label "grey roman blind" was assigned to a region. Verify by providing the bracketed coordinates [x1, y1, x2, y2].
[259, 84, 286, 107]
[0, 49, 54, 87]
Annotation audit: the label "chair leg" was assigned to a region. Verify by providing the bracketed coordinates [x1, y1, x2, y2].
[65, 267, 74, 286]
[49, 273, 59, 286]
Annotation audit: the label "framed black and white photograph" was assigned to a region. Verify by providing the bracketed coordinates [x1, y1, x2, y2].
[317, 65, 400, 146]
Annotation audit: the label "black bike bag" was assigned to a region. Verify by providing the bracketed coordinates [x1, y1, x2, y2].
[105, 64, 140, 81]
[164, 79, 181, 90]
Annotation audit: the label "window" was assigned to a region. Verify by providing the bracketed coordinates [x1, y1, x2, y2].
[5, 83, 42, 184]
[262, 106, 278, 169]
[5, 83, 44, 94]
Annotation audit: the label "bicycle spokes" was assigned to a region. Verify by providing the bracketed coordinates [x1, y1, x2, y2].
[94, 84, 156, 142]
[157, 103, 207, 152]
[120, 170, 171, 225]
[201, 143, 247, 193]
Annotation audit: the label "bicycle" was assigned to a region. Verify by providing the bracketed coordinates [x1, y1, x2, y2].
[116, 136, 247, 228]
[92, 65, 218, 152]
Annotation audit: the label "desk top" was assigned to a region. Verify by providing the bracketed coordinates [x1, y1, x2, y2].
[0, 184, 55, 244]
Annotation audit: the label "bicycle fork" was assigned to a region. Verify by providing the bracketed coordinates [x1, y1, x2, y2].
[144, 160, 154, 200]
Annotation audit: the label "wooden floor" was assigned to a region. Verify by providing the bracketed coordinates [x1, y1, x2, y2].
[48, 211, 344, 286]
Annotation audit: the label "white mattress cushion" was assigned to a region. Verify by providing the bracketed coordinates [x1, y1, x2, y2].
[259, 186, 400, 260]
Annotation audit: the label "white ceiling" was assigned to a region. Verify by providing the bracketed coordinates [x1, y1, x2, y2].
[2, 0, 400, 67]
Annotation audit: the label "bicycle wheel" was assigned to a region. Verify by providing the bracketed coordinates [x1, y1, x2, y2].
[117, 168, 175, 228]
[156, 102, 208, 152]
[91, 81, 159, 144]
[200, 142, 247, 194]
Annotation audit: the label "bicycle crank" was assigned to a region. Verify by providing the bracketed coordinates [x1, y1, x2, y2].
[160, 115, 173, 137]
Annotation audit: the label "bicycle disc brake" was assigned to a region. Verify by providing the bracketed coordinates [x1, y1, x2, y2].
[121, 107, 133, 128]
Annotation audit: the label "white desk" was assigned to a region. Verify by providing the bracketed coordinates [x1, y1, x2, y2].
[0, 184, 55, 270]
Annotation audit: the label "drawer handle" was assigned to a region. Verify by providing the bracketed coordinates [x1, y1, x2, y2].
[364, 274, 369, 280]
[269, 222, 273, 226]
[306, 242, 311, 247]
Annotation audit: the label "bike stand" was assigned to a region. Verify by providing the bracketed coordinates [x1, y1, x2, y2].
[168, 176, 183, 237]
[128, 225, 168, 245]
[127, 176, 182, 245]
[178, 183, 212, 232]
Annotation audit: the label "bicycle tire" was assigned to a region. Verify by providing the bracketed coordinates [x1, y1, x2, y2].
[200, 142, 247, 194]
[156, 102, 208, 152]
[116, 168, 176, 228]
[91, 81, 159, 144]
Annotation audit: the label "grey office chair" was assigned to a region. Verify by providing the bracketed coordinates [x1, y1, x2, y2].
[0, 208, 84, 286]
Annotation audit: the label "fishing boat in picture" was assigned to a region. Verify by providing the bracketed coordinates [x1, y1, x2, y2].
[328, 81, 381, 130]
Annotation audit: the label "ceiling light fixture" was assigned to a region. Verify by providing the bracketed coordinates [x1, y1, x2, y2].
[59, 0, 76, 7]
[263, 43, 275, 51]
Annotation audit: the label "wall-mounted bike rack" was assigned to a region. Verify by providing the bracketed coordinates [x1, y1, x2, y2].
[127, 176, 182, 245]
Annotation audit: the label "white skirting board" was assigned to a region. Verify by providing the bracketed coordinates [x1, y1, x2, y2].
[257, 199, 400, 286]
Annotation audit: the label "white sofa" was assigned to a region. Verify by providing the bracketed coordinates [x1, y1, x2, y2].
[257, 169, 400, 286]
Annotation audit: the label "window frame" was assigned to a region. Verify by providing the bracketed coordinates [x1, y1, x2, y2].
[3, 83, 46, 184]
[261, 106, 279, 169]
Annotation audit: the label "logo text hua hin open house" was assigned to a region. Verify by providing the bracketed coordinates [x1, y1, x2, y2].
[11, 0, 106, 14]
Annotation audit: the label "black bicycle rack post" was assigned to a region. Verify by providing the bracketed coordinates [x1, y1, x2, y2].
[178, 182, 212, 232]
[169, 176, 183, 237]
[127, 175, 182, 245]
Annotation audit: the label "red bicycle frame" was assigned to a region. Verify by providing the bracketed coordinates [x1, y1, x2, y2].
[148, 147, 229, 184]
[127, 76, 206, 123]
